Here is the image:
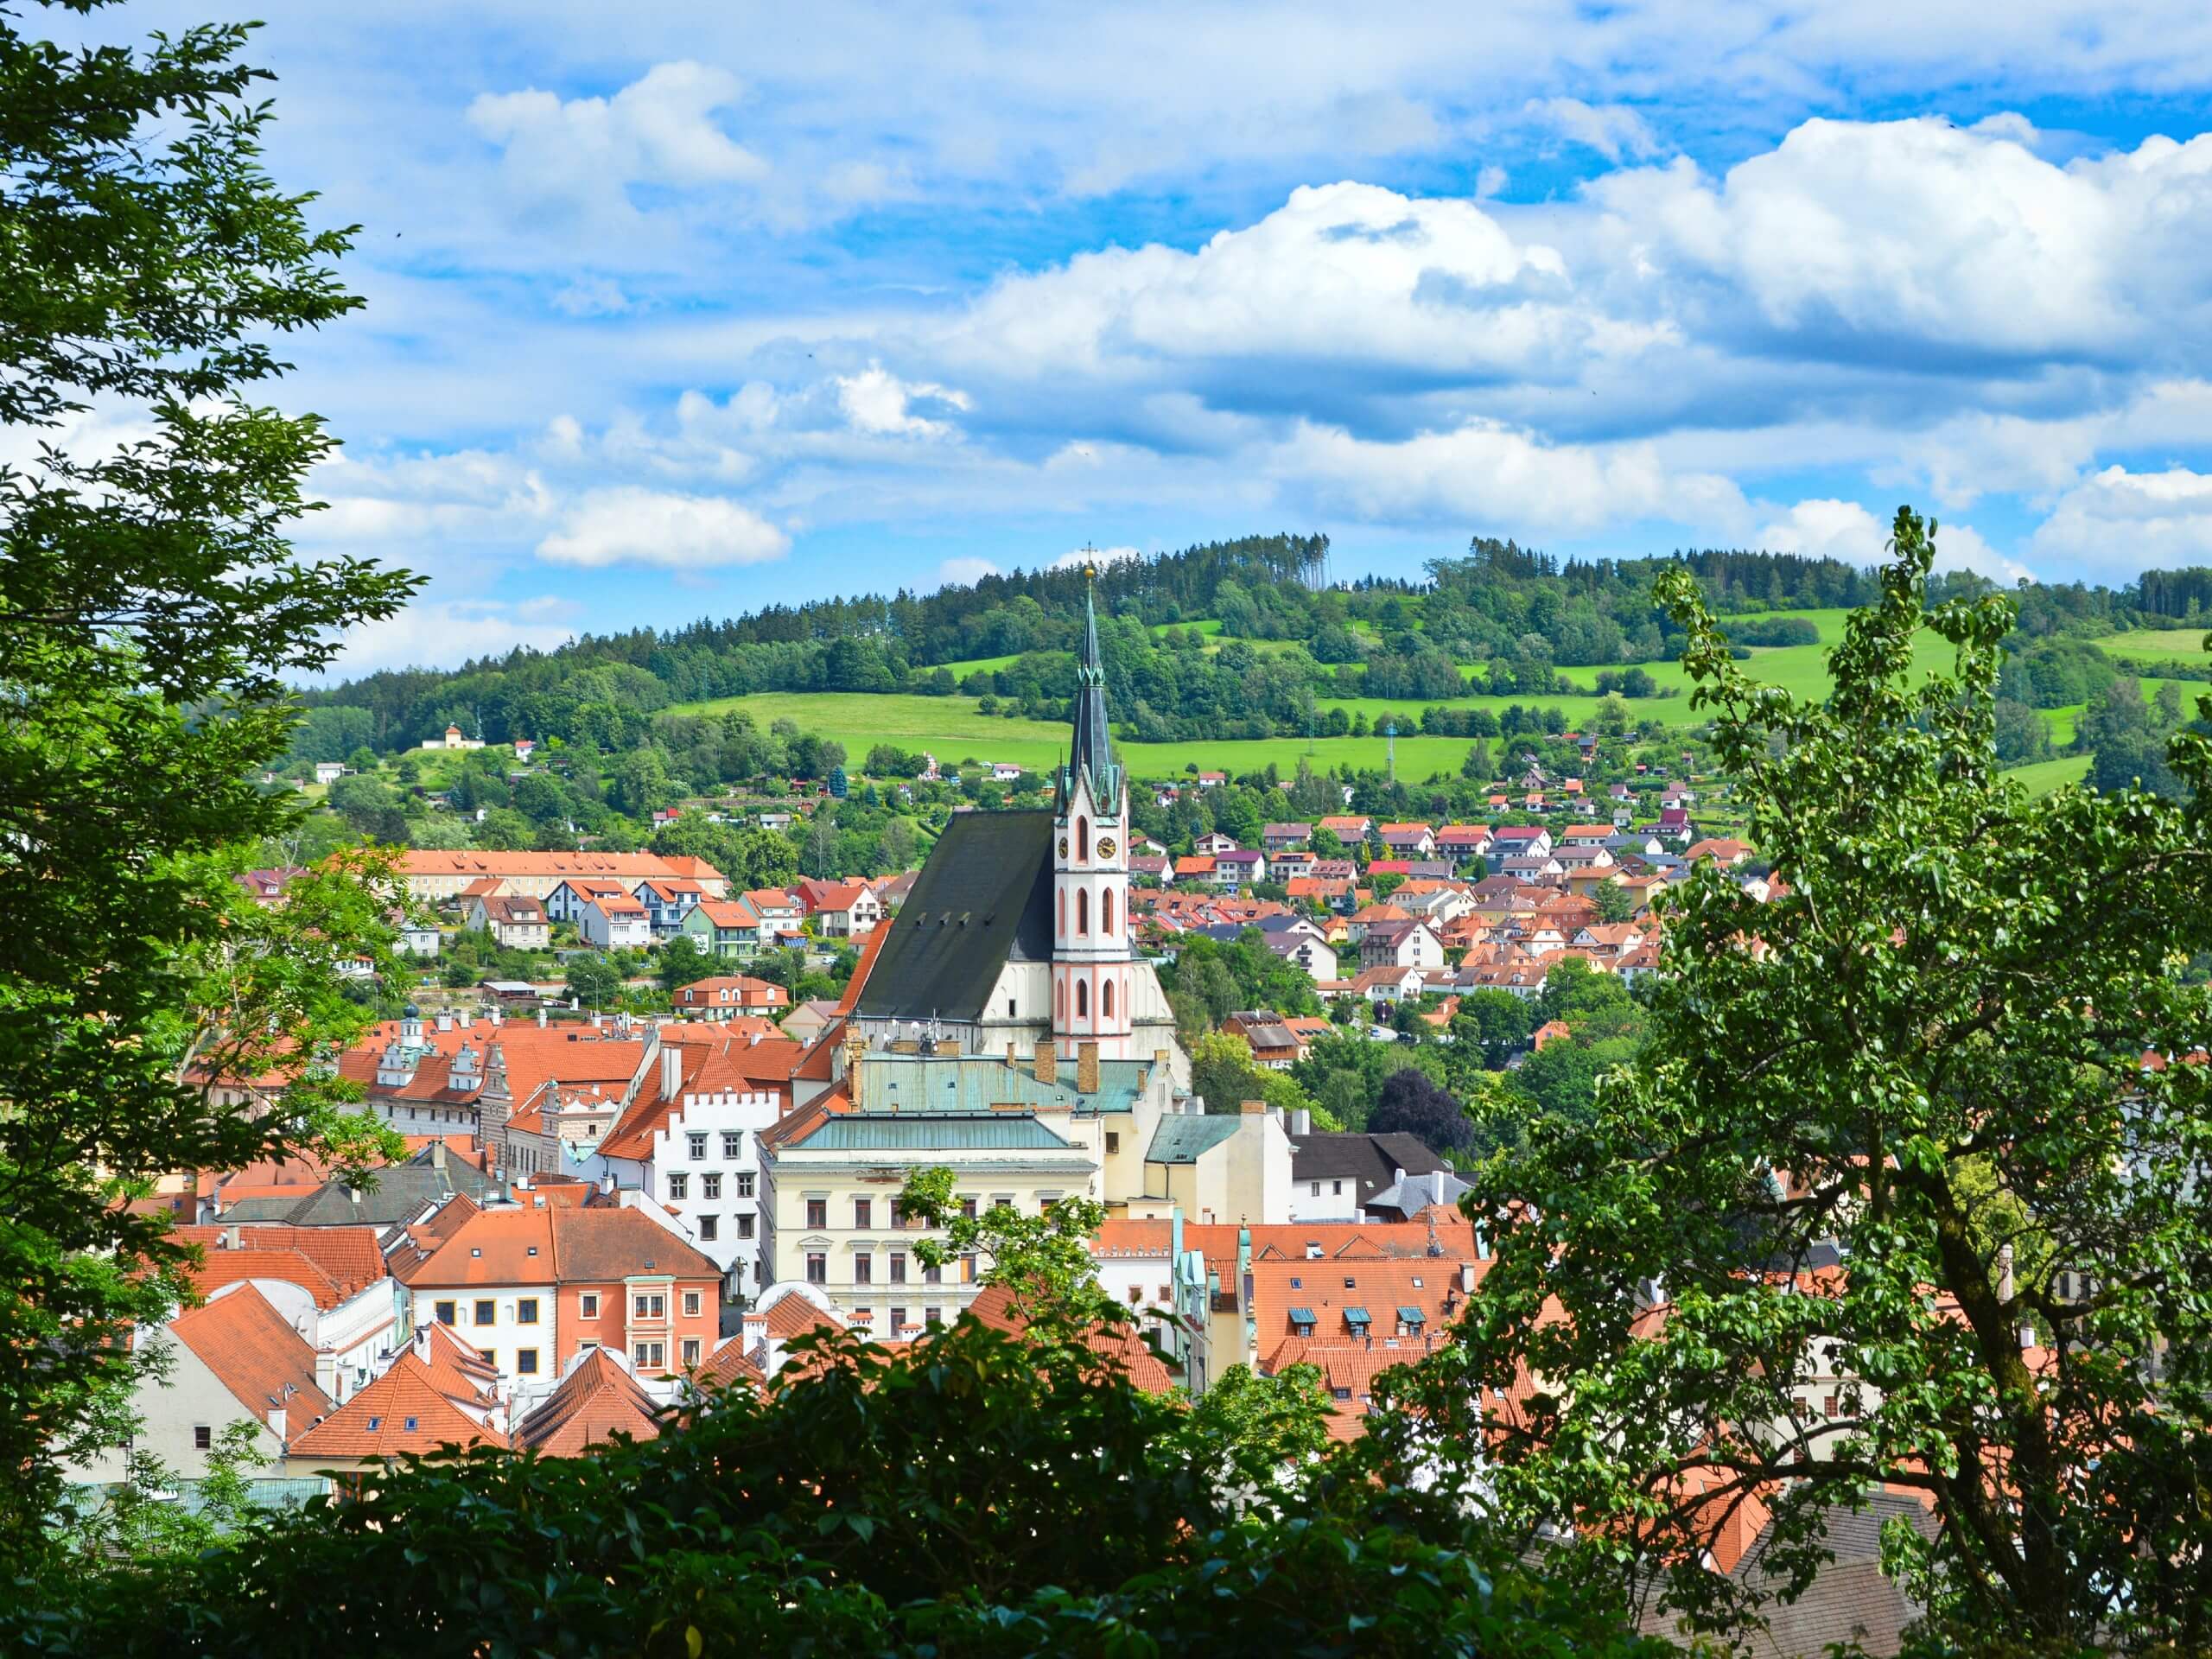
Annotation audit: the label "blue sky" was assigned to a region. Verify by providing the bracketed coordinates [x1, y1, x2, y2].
[66, 2, 2212, 671]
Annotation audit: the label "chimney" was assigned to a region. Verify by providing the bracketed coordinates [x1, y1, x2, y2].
[1460, 1262, 1478, 1294]
[489, 1006, 502, 1026]
[314, 1348, 338, 1402]
[220, 1224, 240, 1249]
[537, 1007, 547, 1028]
[1290, 1108, 1311, 1136]
[1033, 1042, 1057, 1086]
[1077, 1041, 1099, 1095]
[266, 1405, 287, 1440]
[432, 1139, 448, 1172]
[435, 1007, 454, 1033]
[1237, 1098, 1266, 1116]
[662, 1043, 682, 1101]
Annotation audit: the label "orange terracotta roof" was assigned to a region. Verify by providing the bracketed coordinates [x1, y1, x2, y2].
[168, 1284, 333, 1425]
[173, 1224, 387, 1309]
[515, 1348, 663, 1455]
[416, 1319, 504, 1406]
[287, 1349, 507, 1460]
[395, 850, 724, 883]
[964, 1281, 1176, 1392]
[760, 1292, 848, 1340]
[692, 1335, 766, 1393]
[402, 1203, 720, 1288]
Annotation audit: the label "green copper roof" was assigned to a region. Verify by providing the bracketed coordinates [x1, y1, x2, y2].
[860, 1052, 1154, 1117]
[800, 1112, 1075, 1152]
[1145, 1115, 1243, 1166]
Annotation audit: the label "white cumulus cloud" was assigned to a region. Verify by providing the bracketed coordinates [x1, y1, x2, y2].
[1753, 499, 2031, 582]
[537, 486, 790, 569]
[835, 364, 973, 437]
[2028, 465, 2212, 576]
[935, 556, 1003, 587]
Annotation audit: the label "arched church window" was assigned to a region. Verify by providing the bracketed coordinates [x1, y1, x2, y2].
[1077, 817, 1090, 861]
[1102, 887, 1116, 934]
[1056, 977, 1065, 1022]
[1103, 978, 1116, 1019]
[1077, 888, 1090, 935]
[1076, 980, 1089, 1018]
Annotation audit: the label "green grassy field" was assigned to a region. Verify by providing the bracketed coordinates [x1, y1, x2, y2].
[672, 608, 2178, 785]
[2003, 754, 2093, 795]
[2092, 627, 2212, 664]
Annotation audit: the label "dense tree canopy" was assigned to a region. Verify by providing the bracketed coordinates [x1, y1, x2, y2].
[1459, 510, 2212, 1649]
[0, 1, 414, 1559]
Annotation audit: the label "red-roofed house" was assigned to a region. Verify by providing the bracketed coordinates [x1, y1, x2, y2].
[65, 1285, 338, 1486]
[798, 878, 883, 938]
[283, 1344, 506, 1478]
[172, 1223, 402, 1392]
[579, 890, 652, 950]
[514, 1345, 664, 1455]
[398, 1203, 723, 1389]
[672, 974, 790, 1020]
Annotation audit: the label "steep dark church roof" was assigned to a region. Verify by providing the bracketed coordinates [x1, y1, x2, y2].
[851, 810, 1054, 1022]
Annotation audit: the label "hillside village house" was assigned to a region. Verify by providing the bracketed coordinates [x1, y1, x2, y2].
[637, 877, 706, 938]
[798, 878, 882, 938]
[1377, 823, 1437, 857]
[280, 1328, 507, 1480]
[578, 891, 652, 950]
[545, 875, 629, 927]
[466, 892, 550, 950]
[1486, 826, 1553, 869]
[682, 896, 766, 959]
[672, 975, 789, 1020]
[394, 850, 728, 905]
[743, 887, 804, 932]
[1261, 823, 1311, 851]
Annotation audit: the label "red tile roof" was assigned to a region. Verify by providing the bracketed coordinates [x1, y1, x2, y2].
[287, 1349, 507, 1460]
[168, 1284, 334, 1426]
[964, 1281, 1175, 1393]
[515, 1348, 663, 1455]
[173, 1224, 387, 1309]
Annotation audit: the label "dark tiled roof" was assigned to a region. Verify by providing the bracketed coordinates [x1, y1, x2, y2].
[274, 1160, 494, 1227]
[1289, 1131, 1446, 1203]
[853, 811, 1053, 1022]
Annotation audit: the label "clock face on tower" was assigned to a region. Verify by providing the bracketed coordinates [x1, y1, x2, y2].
[1058, 837, 1069, 856]
[1096, 836, 1117, 858]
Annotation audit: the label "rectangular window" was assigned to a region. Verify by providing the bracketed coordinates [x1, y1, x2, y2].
[1157, 1284, 1172, 1302]
[924, 1306, 942, 1328]
[683, 1290, 702, 1318]
[737, 1214, 754, 1239]
[682, 1338, 702, 1365]
[480, 1349, 496, 1365]
[1105, 1131, 1120, 1154]
[722, 1131, 742, 1159]
[688, 1133, 708, 1160]
[1332, 1179, 1343, 1195]
[667, 1173, 689, 1200]
[854, 1251, 873, 1285]
[633, 1341, 665, 1370]
[923, 1261, 943, 1286]
[697, 1214, 718, 1241]
[579, 1293, 600, 1319]
[517, 1349, 539, 1375]
[889, 1251, 906, 1283]
[517, 1298, 539, 1325]
[634, 1293, 665, 1319]
[960, 1197, 977, 1222]
[735, 1172, 755, 1198]
[1310, 1181, 1321, 1196]
[890, 1306, 907, 1332]
[474, 1299, 496, 1325]
[887, 1199, 904, 1229]
[435, 1300, 457, 1325]
[853, 1197, 872, 1230]
[805, 1198, 827, 1230]
[960, 1253, 978, 1284]
[805, 1252, 827, 1284]
[194, 1425, 213, 1451]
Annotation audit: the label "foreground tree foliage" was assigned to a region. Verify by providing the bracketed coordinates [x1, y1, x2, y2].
[0, 0, 415, 1557]
[2, 1316, 1658, 1659]
[1459, 510, 2212, 1649]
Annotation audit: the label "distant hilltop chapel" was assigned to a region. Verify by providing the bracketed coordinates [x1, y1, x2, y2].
[849, 574, 1182, 1074]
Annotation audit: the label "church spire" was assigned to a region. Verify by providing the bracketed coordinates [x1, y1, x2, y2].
[1060, 556, 1120, 812]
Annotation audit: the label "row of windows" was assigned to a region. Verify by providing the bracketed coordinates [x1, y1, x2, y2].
[690, 1212, 753, 1242]
[804, 1250, 976, 1286]
[429, 1290, 705, 1326]
[1058, 887, 1118, 936]
[666, 1170, 753, 1201]
[1056, 976, 1117, 1021]
[683, 1131, 746, 1161]
[803, 1195, 1046, 1230]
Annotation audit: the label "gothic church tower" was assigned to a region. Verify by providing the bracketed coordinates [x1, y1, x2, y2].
[1051, 569, 1135, 1058]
